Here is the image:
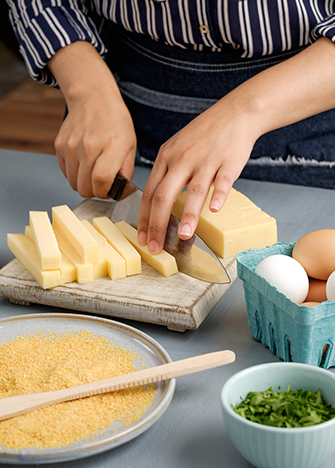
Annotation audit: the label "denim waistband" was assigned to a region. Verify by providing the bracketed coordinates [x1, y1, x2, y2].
[103, 23, 303, 99]
[105, 22, 302, 68]
[107, 23, 303, 113]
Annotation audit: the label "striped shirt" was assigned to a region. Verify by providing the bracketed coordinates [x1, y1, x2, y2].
[6, 0, 335, 86]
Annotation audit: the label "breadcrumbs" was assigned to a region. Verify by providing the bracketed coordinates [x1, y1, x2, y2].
[0, 330, 157, 450]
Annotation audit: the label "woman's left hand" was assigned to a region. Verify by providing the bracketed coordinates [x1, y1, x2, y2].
[137, 94, 259, 253]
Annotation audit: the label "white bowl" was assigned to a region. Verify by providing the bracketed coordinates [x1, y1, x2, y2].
[221, 362, 335, 468]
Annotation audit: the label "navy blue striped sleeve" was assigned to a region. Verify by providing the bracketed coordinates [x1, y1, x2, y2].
[311, 14, 335, 44]
[7, 0, 107, 86]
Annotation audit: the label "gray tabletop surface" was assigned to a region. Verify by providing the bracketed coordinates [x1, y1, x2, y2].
[0, 148, 335, 468]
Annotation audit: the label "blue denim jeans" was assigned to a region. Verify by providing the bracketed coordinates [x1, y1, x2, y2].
[102, 22, 335, 188]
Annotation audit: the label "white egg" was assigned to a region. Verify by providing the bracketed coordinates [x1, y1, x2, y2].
[326, 271, 335, 300]
[255, 254, 309, 303]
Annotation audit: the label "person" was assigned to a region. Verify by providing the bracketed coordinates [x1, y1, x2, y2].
[5, 1, 335, 254]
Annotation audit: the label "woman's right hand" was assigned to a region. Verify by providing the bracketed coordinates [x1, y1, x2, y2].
[49, 41, 137, 199]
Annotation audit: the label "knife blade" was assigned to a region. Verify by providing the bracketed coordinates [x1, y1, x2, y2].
[108, 174, 230, 284]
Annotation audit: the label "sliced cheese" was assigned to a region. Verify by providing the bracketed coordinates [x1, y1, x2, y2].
[7, 233, 61, 289]
[29, 211, 61, 270]
[52, 205, 98, 264]
[81, 220, 126, 280]
[25, 225, 76, 284]
[115, 220, 178, 277]
[92, 253, 108, 280]
[93, 217, 141, 276]
[53, 227, 94, 284]
[55, 252, 76, 284]
[172, 187, 277, 259]
[54, 226, 107, 282]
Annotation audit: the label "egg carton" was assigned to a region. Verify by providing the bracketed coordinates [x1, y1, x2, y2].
[236, 242, 335, 369]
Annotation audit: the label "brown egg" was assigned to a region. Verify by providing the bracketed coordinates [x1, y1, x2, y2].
[305, 278, 327, 303]
[299, 301, 320, 307]
[323, 344, 330, 356]
[292, 229, 335, 280]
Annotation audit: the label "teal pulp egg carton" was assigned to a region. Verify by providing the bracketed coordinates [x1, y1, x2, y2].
[236, 242, 335, 369]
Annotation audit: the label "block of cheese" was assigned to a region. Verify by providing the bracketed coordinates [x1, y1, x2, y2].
[81, 220, 126, 280]
[7, 233, 61, 289]
[53, 227, 94, 284]
[29, 211, 61, 270]
[172, 187, 277, 258]
[25, 225, 76, 284]
[93, 217, 141, 276]
[115, 220, 178, 277]
[52, 205, 98, 264]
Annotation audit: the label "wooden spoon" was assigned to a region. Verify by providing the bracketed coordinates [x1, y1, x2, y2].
[0, 350, 235, 422]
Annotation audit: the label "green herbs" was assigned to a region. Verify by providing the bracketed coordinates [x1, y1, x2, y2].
[233, 386, 335, 428]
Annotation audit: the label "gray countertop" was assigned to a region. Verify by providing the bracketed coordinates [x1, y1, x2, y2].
[0, 148, 334, 468]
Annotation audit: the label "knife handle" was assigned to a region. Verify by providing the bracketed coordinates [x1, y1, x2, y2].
[108, 173, 128, 201]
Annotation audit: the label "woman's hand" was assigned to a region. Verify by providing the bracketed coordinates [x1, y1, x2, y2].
[138, 37, 335, 254]
[49, 41, 137, 199]
[137, 95, 259, 253]
[55, 86, 136, 199]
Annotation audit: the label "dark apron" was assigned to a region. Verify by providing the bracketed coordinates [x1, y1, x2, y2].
[102, 22, 335, 189]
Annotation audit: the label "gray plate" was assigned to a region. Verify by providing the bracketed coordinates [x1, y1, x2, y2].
[0, 313, 175, 464]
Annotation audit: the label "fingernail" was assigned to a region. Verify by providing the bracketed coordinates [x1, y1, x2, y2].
[149, 240, 160, 254]
[210, 199, 220, 212]
[179, 223, 192, 237]
[138, 231, 147, 245]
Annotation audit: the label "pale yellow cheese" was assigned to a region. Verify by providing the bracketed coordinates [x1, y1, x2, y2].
[53, 226, 107, 282]
[172, 187, 277, 259]
[93, 217, 141, 276]
[53, 227, 94, 284]
[52, 205, 98, 264]
[81, 220, 126, 280]
[92, 253, 108, 280]
[54, 252, 76, 284]
[7, 234, 61, 289]
[29, 211, 61, 270]
[25, 225, 76, 284]
[115, 221, 178, 277]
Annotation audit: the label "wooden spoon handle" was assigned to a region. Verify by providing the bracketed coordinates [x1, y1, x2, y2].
[0, 350, 235, 422]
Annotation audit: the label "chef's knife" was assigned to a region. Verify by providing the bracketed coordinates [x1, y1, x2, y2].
[108, 174, 230, 284]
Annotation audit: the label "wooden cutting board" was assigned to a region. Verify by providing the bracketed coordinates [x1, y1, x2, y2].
[0, 199, 236, 331]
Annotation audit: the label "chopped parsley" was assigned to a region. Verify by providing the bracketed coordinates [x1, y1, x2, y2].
[233, 386, 335, 428]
